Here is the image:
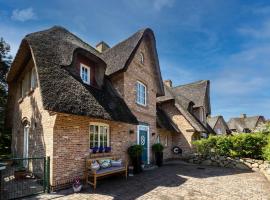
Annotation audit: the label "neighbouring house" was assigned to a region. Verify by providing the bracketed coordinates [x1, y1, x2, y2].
[156, 80, 212, 156]
[6, 26, 213, 189]
[227, 114, 266, 133]
[207, 115, 231, 135]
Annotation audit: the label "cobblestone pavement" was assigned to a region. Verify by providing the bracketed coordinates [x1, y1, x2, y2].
[26, 162, 270, 200]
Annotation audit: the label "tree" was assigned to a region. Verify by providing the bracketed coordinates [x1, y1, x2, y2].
[0, 37, 12, 155]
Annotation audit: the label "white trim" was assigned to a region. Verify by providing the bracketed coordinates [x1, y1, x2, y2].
[80, 63, 91, 85]
[89, 122, 110, 147]
[23, 124, 29, 167]
[136, 81, 147, 106]
[137, 124, 150, 164]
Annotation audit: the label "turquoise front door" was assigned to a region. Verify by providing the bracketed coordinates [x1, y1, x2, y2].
[138, 126, 148, 164]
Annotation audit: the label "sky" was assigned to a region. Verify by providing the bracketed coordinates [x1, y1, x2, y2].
[0, 0, 270, 120]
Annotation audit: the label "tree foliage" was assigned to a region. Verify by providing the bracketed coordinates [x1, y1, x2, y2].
[0, 37, 12, 155]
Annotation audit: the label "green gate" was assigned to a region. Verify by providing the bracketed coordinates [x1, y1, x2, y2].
[0, 157, 50, 199]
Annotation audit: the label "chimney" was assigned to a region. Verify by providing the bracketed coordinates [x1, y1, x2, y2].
[240, 114, 247, 118]
[164, 80, 172, 87]
[95, 41, 110, 53]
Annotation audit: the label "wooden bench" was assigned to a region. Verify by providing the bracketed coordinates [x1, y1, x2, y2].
[84, 156, 128, 190]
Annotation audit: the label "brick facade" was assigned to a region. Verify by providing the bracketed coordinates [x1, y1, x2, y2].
[159, 101, 197, 156]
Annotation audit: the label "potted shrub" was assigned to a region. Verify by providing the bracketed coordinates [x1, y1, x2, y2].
[152, 143, 164, 167]
[14, 166, 27, 180]
[72, 177, 82, 192]
[128, 145, 143, 174]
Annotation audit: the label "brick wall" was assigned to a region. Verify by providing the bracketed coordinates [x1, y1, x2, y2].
[8, 58, 56, 183]
[110, 36, 159, 162]
[52, 113, 136, 187]
[159, 101, 196, 156]
[157, 128, 173, 160]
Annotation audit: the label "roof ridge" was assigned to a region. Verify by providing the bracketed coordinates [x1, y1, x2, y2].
[173, 80, 209, 89]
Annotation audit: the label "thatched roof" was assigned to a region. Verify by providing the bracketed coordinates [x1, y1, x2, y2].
[172, 80, 211, 115]
[207, 116, 230, 133]
[102, 28, 164, 96]
[227, 116, 265, 132]
[157, 84, 208, 133]
[156, 106, 179, 132]
[8, 26, 138, 124]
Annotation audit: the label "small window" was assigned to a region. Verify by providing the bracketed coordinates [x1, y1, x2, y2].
[216, 128, 222, 134]
[139, 52, 144, 64]
[136, 81, 146, 106]
[21, 72, 29, 98]
[89, 123, 109, 148]
[156, 135, 160, 143]
[30, 67, 37, 90]
[164, 135, 168, 147]
[80, 64, 90, 85]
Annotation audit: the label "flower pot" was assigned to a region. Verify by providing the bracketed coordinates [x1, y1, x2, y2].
[14, 170, 27, 180]
[73, 184, 82, 193]
[155, 152, 163, 167]
[131, 155, 143, 174]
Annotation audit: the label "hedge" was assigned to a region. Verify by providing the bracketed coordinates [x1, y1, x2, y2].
[192, 133, 269, 160]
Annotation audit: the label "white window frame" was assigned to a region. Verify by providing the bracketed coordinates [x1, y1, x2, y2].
[30, 67, 37, 90]
[136, 81, 147, 106]
[80, 63, 91, 85]
[165, 135, 168, 147]
[139, 52, 144, 64]
[89, 122, 110, 148]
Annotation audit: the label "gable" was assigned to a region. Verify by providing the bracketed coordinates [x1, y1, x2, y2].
[102, 28, 164, 96]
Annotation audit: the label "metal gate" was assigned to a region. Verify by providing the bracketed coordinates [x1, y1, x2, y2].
[0, 157, 50, 200]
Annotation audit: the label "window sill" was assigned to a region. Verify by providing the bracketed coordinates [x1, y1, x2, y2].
[136, 102, 148, 109]
[89, 152, 112, 158]
[18, 98, 23, 104]
[18, 88, 36, 104]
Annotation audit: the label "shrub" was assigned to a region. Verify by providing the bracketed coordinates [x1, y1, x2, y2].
[263, 136, 270, 161]
[127, 145, 143, 158]
[192, 133, 268, 159]
[152, 143, 164, 152]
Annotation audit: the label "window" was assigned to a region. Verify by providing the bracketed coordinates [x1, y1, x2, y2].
[136, 81, 146, 106]
[89, 123, 109, 148]
[80, 64, 90, 85]
[30, 67, 37, 90]
[21, 72, 30, 98]
[156, 135, 160, 143]
[164, 135, 168, 147]
[216, 128, 222, 134]
[139, 52, 144, 64]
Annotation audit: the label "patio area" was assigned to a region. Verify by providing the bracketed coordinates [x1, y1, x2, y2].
[26, 161, 270, 200]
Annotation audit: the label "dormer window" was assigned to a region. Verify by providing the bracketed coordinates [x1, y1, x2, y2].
[80, 63, 90, 85]
[139, 52, 144, 64]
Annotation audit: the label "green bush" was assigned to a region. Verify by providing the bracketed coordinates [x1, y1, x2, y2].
[152, 143, 164, 152]
[128, 145, 143, 158]
[192, 133, 268, 159]
[263, 136, 270, 160]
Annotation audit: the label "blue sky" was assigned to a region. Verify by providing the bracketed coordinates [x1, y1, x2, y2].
[0, 0, 270, 120]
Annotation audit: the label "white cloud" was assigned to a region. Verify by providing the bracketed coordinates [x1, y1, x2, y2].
[153, 0, 174, 11]
[11, 8, 35, 22]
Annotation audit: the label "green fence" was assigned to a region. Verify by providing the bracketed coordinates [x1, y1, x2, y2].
[0, 156, 50, 199]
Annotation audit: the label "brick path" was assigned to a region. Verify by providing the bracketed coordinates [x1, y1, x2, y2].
[25, 161, 270, 200]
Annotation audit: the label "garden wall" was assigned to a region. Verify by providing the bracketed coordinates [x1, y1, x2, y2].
[186, 154, 270, 179]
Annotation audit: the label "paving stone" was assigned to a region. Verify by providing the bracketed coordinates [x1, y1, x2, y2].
[27, 162, 270, 200]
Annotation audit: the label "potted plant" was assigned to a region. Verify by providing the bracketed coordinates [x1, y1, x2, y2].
[152, 143, 164, 167]
[91, 147, 98, 154]
[14, 166, 27, 180]
[98, 146, 104, 153]
[104, 147, 111, 153]
[128, 145, 143, 174]
[72, 177, 82, 192]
